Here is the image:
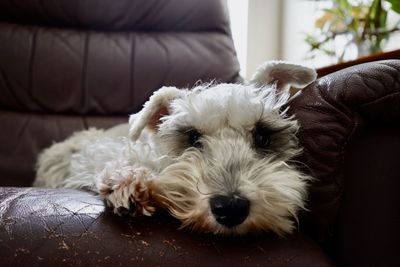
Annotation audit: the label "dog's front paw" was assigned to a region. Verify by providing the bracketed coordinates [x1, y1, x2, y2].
[97, 167, 157, 217]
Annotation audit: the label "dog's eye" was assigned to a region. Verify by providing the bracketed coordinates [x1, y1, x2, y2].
[187, 129, 202, 148]
[253, 125, 271, 150]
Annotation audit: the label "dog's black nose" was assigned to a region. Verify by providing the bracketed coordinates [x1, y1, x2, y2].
[210, 194, 250, 228]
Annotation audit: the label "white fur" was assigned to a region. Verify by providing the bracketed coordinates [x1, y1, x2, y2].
[250, 61, 317, 92]
[35, 61, 316, 236]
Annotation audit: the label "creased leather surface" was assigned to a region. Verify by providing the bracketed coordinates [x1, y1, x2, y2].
[0, 187, 335, 267]
[288, 60, 400, 240]
[0, 23, 239, 114]
[0, 0, 231, 33]
[0, 0, 240, 187]
[0, 112, 127, 187]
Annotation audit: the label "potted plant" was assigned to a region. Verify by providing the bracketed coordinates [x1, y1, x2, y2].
[305, 0, 400, 62]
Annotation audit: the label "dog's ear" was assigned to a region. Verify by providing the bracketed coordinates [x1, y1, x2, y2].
[250, 61, 317, 93]
[129, 87, 183, 141]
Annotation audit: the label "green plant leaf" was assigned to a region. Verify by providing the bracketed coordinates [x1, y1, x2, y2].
[370, 0, 382, 23]
[386, 0, 400, 14]
[380, 9, 388, 29]
[338, 0, 351, 12]
[304, 0, 399, 61]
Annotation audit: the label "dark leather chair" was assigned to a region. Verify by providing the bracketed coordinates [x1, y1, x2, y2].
[1, 1, 398, 266]
[289, 59, 400, 267]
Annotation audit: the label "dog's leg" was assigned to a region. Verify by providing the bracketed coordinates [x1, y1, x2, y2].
[96, 166, 157, 216]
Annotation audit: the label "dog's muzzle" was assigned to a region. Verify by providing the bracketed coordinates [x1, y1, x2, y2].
[210, 194, 250, 228]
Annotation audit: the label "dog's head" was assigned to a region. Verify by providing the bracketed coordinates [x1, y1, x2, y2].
[129, 61, 316, 235]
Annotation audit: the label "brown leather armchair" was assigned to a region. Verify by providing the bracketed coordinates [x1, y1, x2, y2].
[289, 60, 400, 267]
[0, 1, 398, 266]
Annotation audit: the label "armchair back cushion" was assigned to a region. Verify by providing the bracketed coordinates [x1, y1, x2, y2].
[0, 0, 240, 186]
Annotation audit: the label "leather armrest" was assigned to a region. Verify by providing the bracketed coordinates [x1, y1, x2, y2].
[0, 187, 335, 266]
[288, 60, 400, 240]
[287, 60, 400, 266]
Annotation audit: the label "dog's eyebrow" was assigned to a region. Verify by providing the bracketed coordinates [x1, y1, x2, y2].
[256, 106, 288, 133]
[178, 127, 202, 134]
[254, 121, 291, 133]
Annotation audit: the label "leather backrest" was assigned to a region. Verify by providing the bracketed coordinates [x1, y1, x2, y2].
[0, 0, 232, 33]
[0, 0, 239, 115]
[0, 0, 240, 186]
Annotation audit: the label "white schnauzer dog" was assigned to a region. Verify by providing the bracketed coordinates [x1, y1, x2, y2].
[34, 61, 317, 236]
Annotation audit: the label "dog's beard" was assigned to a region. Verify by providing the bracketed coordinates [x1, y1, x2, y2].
[153, 146, 310, 236]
